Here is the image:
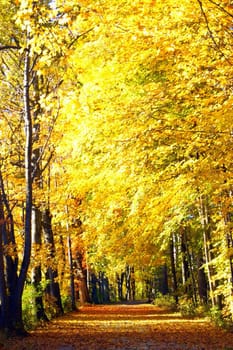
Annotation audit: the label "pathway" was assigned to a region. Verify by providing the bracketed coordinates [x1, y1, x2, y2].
[4, 303, 233, 349]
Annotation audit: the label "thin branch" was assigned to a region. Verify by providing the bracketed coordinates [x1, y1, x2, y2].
[196, 0, 220, 48]
[40, 151, 54, 174]
[0, 45, 19, 51]
[114, 24, 130, 32]
[196, 0, 233, 65]
[67, 26, 95, 49]
[207, 0, 233, 19]
[31, 102, 60, 180]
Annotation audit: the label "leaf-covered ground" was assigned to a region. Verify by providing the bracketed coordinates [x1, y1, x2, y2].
[3, 303, 233, 350]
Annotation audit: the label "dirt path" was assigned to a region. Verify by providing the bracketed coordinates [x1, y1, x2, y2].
[4, 303, 233, 350]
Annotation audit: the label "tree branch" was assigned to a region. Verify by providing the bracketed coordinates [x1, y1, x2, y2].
[196, 0, 233, 65]
[207, 0, 233, 19]
[0, 45, 19, 51]
[67, 26, 95, 49]
[196, 0, 220, 48]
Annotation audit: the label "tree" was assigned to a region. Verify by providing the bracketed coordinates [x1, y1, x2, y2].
[53, 0, 233, 317]
[0, 0, 84, 332]
[1, 0, 233, 329]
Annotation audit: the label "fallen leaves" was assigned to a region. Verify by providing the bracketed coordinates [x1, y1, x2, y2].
[4, 303, 233, 349]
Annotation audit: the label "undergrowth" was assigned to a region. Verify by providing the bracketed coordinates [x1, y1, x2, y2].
[153, 293, 233, 331]
[152, 293, 177, 311]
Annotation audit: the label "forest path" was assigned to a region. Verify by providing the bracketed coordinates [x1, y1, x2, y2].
[4, 303, 233, 350]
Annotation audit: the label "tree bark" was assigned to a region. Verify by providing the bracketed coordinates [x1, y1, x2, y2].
[170, 234, 178, 303]
[42, 208, 63, 316]
[0, 193, 8, 331]
[75, 252, 91, 305]
[197, 251, 208, 304]
[8, 44, 33, 334]
[181, 228, 190, 288]
[31, 206, 48, 321]
[67, 233, 76, 310]
[125, 265, 131, 301]
[0, 170, 18, 332]
[198, 195, 216, 306]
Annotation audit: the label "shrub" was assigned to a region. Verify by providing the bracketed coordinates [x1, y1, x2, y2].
[62, 295, 73, 313]
[22, 284, 38, 330]
[153, 293, 177, 311]
[178, 297, 196, 317]
[208, 306, 233, 330]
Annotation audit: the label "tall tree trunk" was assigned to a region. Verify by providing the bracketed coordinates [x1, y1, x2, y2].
[116, 272, 125, 301]
[198, 195, 216, 307]
[0, 171, 18, 295]
[180, 227, 198, 304]
[224, 211, 233, 313]
[90, 273, 99, 304]
[197, 251, 208, 304]
[170, 234, 178, 303]
[0, 194, 8, 331]
[125, 265, 131, 301]
[42, 208, 63, 316]
[9, 44, 33, 333]
[75, 252, 91, 305]
[58, 234, 66, 291]
[180, 228, 190, 288]
[67, 233, 76, 310]
[0, 171, 18, 333]
[31, 206, 48, 321]
[131, 267, 136, 301]
[65, 205, 77, 310]
[185, 235, 198, 304]
[158, 265, 169, 295]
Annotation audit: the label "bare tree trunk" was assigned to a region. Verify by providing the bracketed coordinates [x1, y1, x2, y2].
[75, 252, 91, 305]
[65, 205, 77, 310]
[125, 265, 131, 301]
[170, 234, 178, 303]
[0, 193, 8, 331]
[223, 211, 233, 313]
[0, 170, 19, 333]
[67, 233, 76, 310]
[198, 195, 216, 307]
[42, 208, 63, 316]
[181, 228, 190, 288]
[131, 267, 136, 301]
[116, 272, 124, 301]
[197, 251, 208, 304]
[31, 206, 48, 321]
[181, 227, 198, 304]
[8, 44, 33, 334]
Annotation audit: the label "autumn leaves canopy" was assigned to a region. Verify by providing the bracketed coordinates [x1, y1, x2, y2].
[0, 0, 233, 332]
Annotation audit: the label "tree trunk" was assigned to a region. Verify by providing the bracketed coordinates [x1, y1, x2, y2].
[0, 170, 19, 333]
[198, 196, 216, 306]
[75, 252, 91, 305]
[180, 227, 198, 304]
[224, 211, 233, 313]
[116, 272, 125, 301]
[0, 194, 8, 331]
[42, 208, 63, 316]
[31, 206, 48, 321]
[180, 228, 190, 288]
[185, 234, 198, 304]
[158, 265, 169, 295]
[170, 234, 178, 303]
[197, 251, 208, 304]
[90, 273, 99, 304]
[67, 233, 76, 310]
[131, 267, 136, 301]
[9, 44, 33, 334]
[125, 265, 131, 301]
